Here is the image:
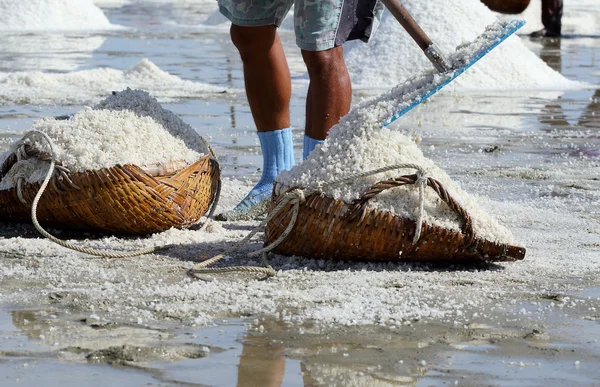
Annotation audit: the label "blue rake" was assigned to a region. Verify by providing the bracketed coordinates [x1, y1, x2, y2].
[379, 19, 526, 127]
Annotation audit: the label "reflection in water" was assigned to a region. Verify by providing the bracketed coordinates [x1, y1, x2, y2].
[539, 37, 562, 73]
[539, 89, 600, 130]
[227, 57, 237, 129]
[0, 34, 105, 73]
[10, 309, 423, 386]
[536, 38, 600, 132]
[237, 334, 286, 387]
[579, 89, 600, 129]
[236, 321, 420, 387]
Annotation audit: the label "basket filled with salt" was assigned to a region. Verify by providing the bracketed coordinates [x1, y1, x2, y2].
[0, 89, 220, 235]
[480, 0, 530, 15]
[263, 21, 527, 263]
[265, 125, 525, 263]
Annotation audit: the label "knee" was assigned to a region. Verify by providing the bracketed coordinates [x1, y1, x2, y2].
[302, 47, 345, 75]
[230, 25, 276, 61]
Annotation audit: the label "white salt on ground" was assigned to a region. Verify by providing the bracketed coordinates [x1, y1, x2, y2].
[0, 0, 118, 31]
[0, 59, 231, 106]
[344, 0, 577, 90]
[0, 89, 208, 190]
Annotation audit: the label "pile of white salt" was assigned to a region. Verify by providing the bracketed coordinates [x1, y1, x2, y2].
[0, 0, 117, 31]
[344, 0, 576, 90]
[0, 89, 209, 190]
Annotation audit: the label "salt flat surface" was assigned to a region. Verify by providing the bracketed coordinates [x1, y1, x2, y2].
[1, 170, 598, 327]
[0, 1, 599, 385]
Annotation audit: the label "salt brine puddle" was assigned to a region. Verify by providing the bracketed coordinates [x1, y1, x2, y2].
[0, 0, 599, 385]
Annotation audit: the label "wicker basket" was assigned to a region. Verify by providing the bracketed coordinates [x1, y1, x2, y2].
[480, 0, 530, 14]
[265, 175, 526, 263]
[0, 155, 220, 235]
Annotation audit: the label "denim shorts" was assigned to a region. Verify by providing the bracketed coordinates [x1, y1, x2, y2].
[218, 0, 383, 51]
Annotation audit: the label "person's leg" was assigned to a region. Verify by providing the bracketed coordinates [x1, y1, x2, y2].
[541, 0, 562, 36]
[294, 0, 383, 159]
[224, 25, 295, 218]
[301, 46, 352, 159]
[231, 25, 291, 132]
[531, 0, 563, 37]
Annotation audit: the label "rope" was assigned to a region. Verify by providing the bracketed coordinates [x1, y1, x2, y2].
[190, 189, 305, 279]
[316, 163, 427, 191]
[14, 131, 176, 259]
[190, 161, 222, 232]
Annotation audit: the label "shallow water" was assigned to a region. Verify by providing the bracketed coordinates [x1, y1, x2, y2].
[1, 1, 599, 386]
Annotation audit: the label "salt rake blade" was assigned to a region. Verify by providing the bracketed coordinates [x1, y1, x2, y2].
[380, 19, 526, 127]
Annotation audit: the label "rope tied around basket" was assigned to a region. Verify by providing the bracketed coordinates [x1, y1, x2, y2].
[3, 130, 177, 258]
[1, 133, 81, 204]
[347, 169, 475, 246]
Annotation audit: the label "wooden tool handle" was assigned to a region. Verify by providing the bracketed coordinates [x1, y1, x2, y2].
[380, 0, 433, 51]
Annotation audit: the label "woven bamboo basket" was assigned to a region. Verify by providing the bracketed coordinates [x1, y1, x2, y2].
[265, 174, 526, 263]
[480, 0, 530, 14]
[0, 148, 220, 235]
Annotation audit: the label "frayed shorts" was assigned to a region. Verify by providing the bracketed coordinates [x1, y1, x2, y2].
[218, 0, 384, 51]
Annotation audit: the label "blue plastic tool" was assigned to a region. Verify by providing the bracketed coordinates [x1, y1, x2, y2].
[380, 19, 526, 127]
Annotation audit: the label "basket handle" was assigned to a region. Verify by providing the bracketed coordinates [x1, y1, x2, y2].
[1, 144, 80, 193]
[348, 174, 475, 246]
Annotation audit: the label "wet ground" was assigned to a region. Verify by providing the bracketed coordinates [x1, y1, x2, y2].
[1, 1, 599, 386]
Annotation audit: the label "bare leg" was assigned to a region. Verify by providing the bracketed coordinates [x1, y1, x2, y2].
[230, 25, 291, 132]
[222, 25, 295, 219]
[302, 46, 352, 140]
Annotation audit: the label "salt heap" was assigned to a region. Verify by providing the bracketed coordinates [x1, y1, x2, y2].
[0, 59, 229, 106]
[345, 0, 574, 90]
[0, 89, 209, 190]
[0, 0, 116, 31]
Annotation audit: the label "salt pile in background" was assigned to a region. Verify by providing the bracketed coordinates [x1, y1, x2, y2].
[345, 0, 575, 90]
[0, 59, 231, 106]
[0, 0, 117, 31]
[0, 89, 208, 189]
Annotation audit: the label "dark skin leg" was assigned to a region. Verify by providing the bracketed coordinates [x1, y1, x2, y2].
[231, 25, 351, 139]
[302, 46, 352, 140]
[230, 25, 291, 132]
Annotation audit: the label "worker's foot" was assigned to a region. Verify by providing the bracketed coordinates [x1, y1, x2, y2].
[530, 28, 561, 38]
[215, 185, 272, 221]
[215, 127, 295, 221]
